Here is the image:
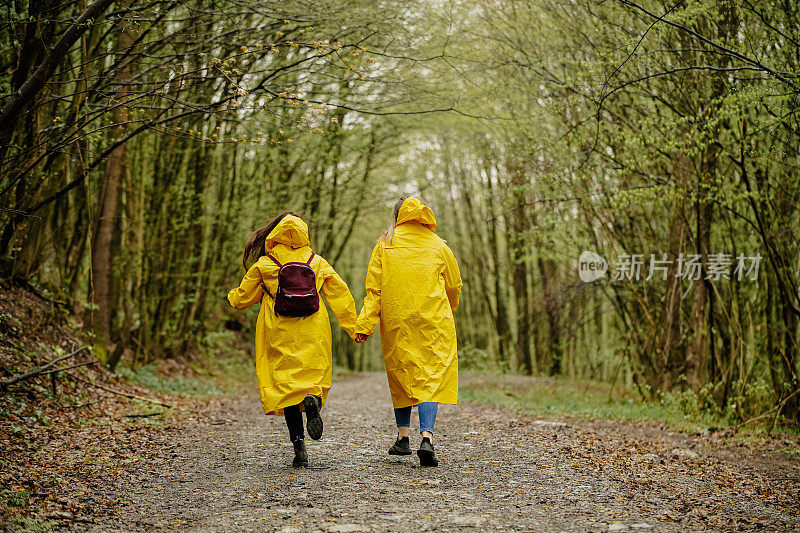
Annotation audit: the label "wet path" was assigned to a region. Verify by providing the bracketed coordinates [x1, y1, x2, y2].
[87, 373, 799, 532]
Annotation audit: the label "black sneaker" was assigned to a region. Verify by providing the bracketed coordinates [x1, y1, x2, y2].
[388, 436, 412, 456]
[303, 395, 323, 440]
[417, 437, 439, 467]
[292, 438, 308, 468]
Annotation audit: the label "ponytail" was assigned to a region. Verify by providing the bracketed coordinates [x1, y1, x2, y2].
[380, 195, 410, 244]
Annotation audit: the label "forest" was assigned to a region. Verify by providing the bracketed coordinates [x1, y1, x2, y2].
[1, 0, 799, 429]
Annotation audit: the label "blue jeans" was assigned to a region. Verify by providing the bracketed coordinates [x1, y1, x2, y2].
[394, 402, 438, 434]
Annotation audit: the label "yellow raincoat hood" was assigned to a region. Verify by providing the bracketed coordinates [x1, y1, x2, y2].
[265, 215, 310, 250]
[356, 201, 462, 408]
[396, 197, 437, 231]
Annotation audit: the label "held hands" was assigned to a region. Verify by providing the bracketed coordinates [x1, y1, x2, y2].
[355, 333, 370, 343]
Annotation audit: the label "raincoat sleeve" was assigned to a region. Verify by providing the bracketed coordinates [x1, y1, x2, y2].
[319, 258, 358, 340]
[228, 263, 264, 310]
[442, 243, 462, 313]
[355, 241, 383, 336]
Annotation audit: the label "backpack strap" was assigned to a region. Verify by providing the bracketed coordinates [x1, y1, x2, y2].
[261, 283, 274, 300]
[266, 252, 282, 267]
[306, 252, 315, 265]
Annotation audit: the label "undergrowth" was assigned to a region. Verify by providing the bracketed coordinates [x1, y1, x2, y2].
[461, 374, 799, 437]
[116, 331, 255, 397]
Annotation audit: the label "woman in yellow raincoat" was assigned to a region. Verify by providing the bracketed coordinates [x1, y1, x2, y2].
[355, 196, 462, 467]
[228, 212, 357, 467]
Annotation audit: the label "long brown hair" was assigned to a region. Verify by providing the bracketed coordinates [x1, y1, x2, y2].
[242, 211, 303, 270]
[380, 196, 409, 244]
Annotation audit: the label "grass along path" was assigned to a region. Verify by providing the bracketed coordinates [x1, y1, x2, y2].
[461, 373, 800, 433]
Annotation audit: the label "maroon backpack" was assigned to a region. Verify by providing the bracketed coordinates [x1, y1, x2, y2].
[265, 252, 320, 317]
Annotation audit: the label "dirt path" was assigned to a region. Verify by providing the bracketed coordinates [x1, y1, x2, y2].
[87, 373, 799, 532]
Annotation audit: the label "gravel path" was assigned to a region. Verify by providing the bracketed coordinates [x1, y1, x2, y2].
[87, 372, 799, 532]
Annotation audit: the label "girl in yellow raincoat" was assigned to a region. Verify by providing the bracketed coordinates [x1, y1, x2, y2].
[355, 196, 462, 467]
[228, 212, 357, 467]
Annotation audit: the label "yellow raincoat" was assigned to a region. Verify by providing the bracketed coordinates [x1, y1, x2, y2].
[228, 215, 357, 415]
[356, 197, 462, 408]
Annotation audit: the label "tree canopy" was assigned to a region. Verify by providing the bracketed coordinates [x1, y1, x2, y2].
[2, 0, 798, 424]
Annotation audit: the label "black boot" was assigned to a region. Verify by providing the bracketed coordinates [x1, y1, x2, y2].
[388, 436, 412, 456]
[417, 437, 439, 467]
[292, 438, 308, 468]
[303, 395, 323, 440]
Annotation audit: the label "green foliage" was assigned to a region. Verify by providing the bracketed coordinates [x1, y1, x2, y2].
[117, 363, 221, 397]
[658, 384, 732, 426]
[198, 331, 256, 388]
[5, 516, 55, 533]
[459, 346, 510, 374]
[659, 378, 779, 426]
[1, 0, 798, 426]
[464, 373, 799, 434]
[412, 0, 800, 425]
[116, 331, 255, 396]
[463, 375, 724, 431]
[1, 488, 30, 507]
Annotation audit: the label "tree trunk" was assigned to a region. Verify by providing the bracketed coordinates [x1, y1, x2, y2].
[485, 161, 511, 364]
[686, 193, 711, 390]
[508, 161, 533, 374]
[90, 0, 133, 363]
[538, 257, 562, 375]
[657, 160, 688, 390]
